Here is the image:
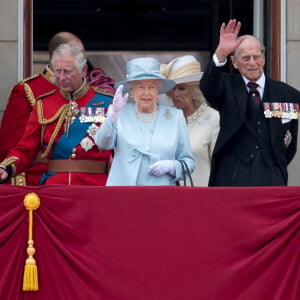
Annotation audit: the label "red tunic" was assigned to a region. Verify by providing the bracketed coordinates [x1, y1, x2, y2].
[0, 66, 56, 185]
[7, 81, 113, 186]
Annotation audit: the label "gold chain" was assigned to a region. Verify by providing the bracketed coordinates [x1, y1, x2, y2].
[37, 101, 69, 158]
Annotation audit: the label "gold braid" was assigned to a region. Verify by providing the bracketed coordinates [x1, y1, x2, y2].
[24, 83, 36, 106]
[37, 101, 69, 158]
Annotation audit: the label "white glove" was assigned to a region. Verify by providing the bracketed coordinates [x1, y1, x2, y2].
[148, 160, 176, 177]
[109, 85, 129, 122]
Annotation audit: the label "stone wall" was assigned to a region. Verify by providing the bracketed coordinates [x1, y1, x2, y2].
[0, 0, 18, 118]
[287, 0, 300, 186]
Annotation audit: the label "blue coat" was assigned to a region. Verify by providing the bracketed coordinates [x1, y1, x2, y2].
[95, 102, 195, 186]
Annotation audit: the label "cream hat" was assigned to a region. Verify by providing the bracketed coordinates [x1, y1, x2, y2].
[160, 55, 203, 84]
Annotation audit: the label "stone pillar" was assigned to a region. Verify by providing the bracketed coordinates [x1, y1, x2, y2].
[0, 0, 19, 120]
[287, 0, 300, 186]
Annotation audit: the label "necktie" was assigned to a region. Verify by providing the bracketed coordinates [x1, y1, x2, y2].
[247, 82, 261, 108]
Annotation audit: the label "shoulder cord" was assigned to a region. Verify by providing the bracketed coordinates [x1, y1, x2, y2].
[37, 101, 69, 158]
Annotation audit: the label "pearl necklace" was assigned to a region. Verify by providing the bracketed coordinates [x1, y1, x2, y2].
[186, 103, 208, 126]
[135, 104, 158, 123]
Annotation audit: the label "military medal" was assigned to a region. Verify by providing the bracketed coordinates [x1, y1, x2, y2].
[263, 102, 300, 119]
[79, 106, 105, 123]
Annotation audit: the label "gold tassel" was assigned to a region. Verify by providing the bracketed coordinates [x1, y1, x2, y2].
[23, 193, 40, 291]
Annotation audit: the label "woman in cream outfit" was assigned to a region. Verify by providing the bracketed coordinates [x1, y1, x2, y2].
[161, 55, 220, 186]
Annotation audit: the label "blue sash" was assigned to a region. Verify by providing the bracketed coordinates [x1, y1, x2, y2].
[40, 92, 111, 184]
[52, 93, 111, 159]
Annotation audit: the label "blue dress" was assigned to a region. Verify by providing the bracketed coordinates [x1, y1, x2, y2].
[95, 102, 195, 186]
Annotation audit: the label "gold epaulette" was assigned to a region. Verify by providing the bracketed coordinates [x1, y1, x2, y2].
[36, 89, 57, 101]
[4, 75, 41, 106]
[4, 75, 43, 107]
[92, 86, 113, 97]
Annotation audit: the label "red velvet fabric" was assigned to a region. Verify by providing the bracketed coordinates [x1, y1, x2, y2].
[0, 185, 299, 299]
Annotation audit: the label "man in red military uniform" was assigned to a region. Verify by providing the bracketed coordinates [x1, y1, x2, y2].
[0, 43, 113, 185]
[0, 32, 84, 185]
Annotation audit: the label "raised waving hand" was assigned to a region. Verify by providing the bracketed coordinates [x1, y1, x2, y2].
[215, 19, 245, 62]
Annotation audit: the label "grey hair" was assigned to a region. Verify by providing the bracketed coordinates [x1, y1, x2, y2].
[51, 43, 87, 72]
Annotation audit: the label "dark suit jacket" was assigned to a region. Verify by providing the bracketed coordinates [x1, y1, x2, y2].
[200, 59, 300, 185]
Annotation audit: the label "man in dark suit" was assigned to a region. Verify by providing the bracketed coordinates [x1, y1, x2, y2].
[200, 19, 300, 186]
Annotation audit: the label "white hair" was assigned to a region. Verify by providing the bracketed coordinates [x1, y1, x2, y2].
[51, 43, 87, 72]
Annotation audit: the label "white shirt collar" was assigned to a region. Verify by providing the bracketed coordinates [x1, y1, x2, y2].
[242, 73, 265, 89]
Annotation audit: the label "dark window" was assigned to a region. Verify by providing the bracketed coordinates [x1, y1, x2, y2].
[33, 0, 253, 53]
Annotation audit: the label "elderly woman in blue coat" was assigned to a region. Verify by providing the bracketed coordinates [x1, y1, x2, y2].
[94, 57, 195, 186]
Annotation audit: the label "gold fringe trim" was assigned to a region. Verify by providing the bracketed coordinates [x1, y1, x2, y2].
[23, 83, 36, 107]
[4, 75, 39, 107]
[23, 193, 40, 292]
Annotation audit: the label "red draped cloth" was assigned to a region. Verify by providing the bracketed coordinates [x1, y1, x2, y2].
[0, 185, 299, 299]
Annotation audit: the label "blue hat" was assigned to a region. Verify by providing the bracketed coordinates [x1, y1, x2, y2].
[115, 57, 176, 94]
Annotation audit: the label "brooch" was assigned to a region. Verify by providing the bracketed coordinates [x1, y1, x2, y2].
[164, 109, 172, 120]
[87, 124, 100, 138]
[284, 130, 292, 147]
[80, 136, 95, 152]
